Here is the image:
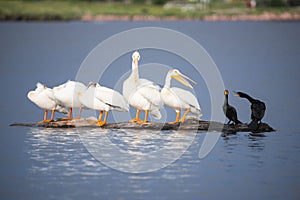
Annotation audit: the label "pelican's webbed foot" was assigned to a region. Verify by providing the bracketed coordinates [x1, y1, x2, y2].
[97, 121, 106, 127]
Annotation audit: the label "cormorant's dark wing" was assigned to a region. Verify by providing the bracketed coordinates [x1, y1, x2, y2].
[227, 105, 238, 122]
[251, 101, 266, 121]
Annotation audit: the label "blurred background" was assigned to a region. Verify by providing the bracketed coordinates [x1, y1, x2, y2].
[0, 0, 299, 21]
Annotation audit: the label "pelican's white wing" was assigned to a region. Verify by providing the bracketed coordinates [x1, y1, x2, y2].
[44, 87, 55, 101]
[136, 79, 162, 107]
[35, 82, 45, 93]
[171, 87, 202, 116]
[28, 83, 68, 113]
[45, 87, 68, 114]
[138, 78, 161, 90]
[34, 83, 54, 100]
[53, 80, 87, 109]
[79, 87, 108, 111]
[95, 86, 129, 112]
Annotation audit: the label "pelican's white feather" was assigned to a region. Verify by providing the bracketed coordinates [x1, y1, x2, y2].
[123, 51, 163, 120]
[78, 84, 109, 111]
[161, 69, 202, 119]
[171, 87, 202, 116]
[53, 80, 86, 109]
[94, 83, 129, 112]
[138, 78, 161, 90]
[27, 82, 67, 114]
[79, 83, 129, 112]
[135, 83, 162, 107]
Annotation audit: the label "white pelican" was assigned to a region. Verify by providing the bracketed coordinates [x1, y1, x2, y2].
[161, 69, 202, 123]
[123, 51, 162, 123]
[79, 82, 129, 126]
[27, 82, 68, 123]
[53, 80, 86, 120]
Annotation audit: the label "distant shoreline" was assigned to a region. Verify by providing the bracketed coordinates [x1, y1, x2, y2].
[1, 1, 299, 22]
[80, 12, 300, 22]
[2, 13, 300, 22]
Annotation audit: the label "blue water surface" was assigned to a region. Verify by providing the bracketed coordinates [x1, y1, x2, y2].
[0, 21, 299, 200]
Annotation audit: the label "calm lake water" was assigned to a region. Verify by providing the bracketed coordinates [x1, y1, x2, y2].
[1, 21, 300, 200]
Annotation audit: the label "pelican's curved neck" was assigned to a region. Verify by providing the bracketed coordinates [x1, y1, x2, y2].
[164, 71, 172, 89]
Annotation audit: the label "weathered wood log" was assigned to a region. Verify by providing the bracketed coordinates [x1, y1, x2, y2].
[10, 118, 275, 135]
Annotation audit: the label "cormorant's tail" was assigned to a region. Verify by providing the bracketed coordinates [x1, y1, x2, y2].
[248, 120, 259, 131]
[234, 119, 242, 124]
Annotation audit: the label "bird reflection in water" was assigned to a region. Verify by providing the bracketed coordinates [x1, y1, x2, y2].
[79, 128, 196, 173]
[26, 128, 107, 179]
[248, 135, 265, 152]
[26, 127, 196, 174]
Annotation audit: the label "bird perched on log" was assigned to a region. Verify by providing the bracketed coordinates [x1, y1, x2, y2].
[123, 51, 162, 123]
[53, 80, 87, 120]
[161, 69, 202, 124]
[234, 91, 266, 131]
[27, 82, 68, 123]
[79, 82, 129, 126]
[223, 90, 241, 125]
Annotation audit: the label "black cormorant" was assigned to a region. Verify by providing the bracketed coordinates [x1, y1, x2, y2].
[235, 91, 266, 130]
[223, 90, 242, 125]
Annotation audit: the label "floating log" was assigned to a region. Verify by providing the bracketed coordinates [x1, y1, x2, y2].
[10, 118, 275, 135]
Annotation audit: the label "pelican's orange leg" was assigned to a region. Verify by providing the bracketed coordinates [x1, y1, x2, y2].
[38, 110, 48, 124]
[44, 109, 55, 123]
[50, 109, 55, 121]
[138, 110, 149, 124]
[129, 109, 142, 123]
[77, 107, 82, 119]
[179, 108, 190, 122]
[68, 107, 73, 119]
[59, 108, 73, 121]
[98, 111, 108, 127]
[44, 110, 48, 121]
[90, 110, 103, 125]
[103, 111, 108, 123]
[98, 111, 103, 122]
[169, 111, 181, 124]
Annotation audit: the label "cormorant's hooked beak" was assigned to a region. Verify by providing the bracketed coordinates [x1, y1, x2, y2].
[233, 91, 240, 97]
[171, 72, 196, 89]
